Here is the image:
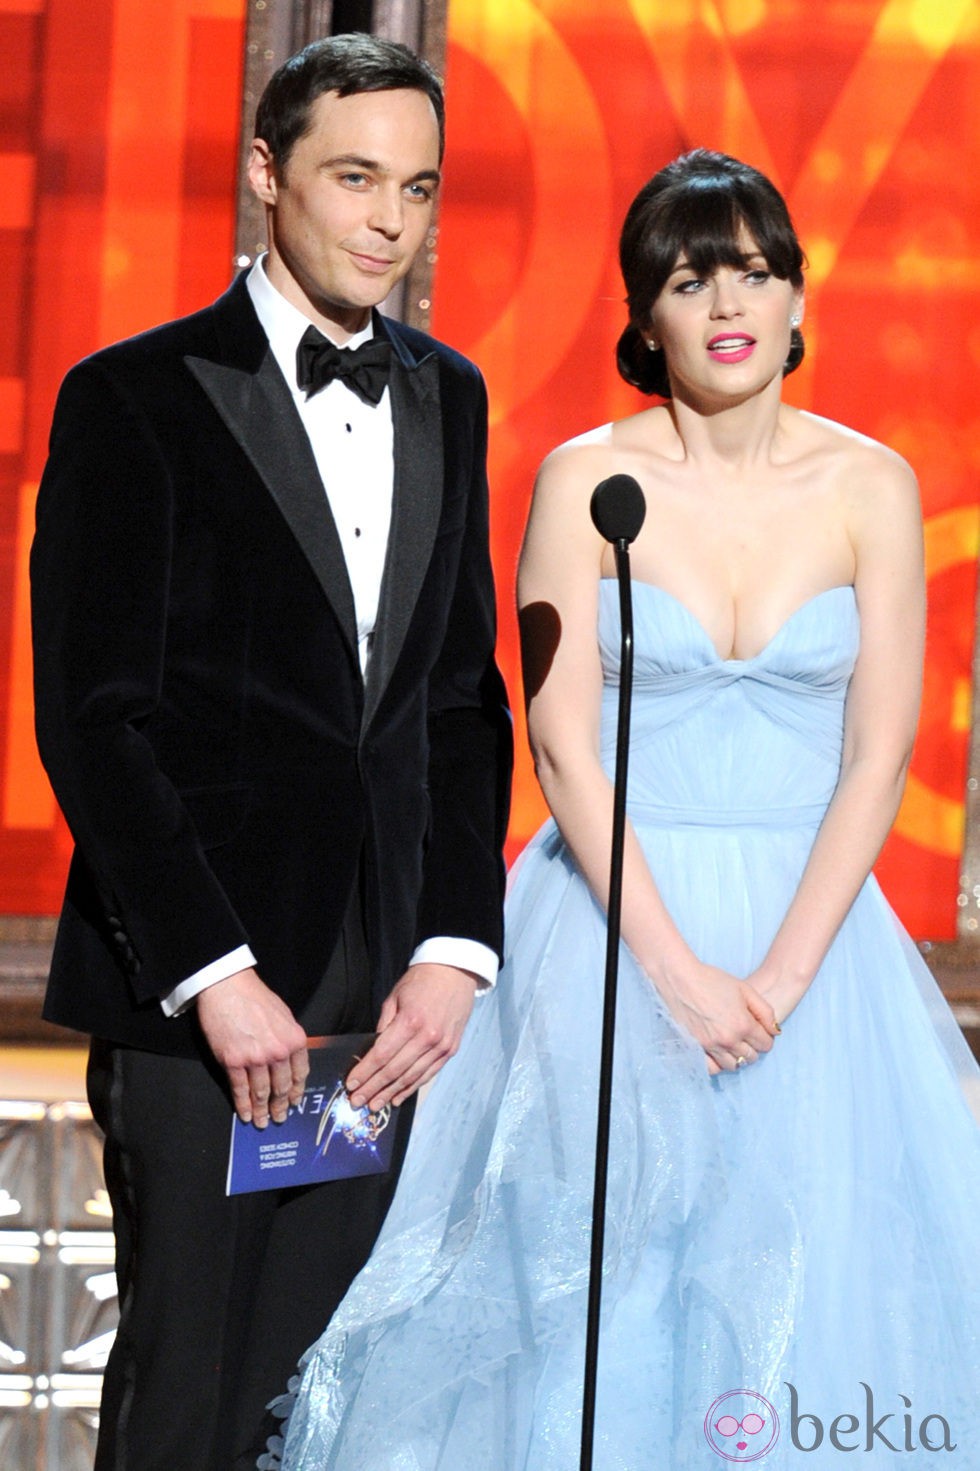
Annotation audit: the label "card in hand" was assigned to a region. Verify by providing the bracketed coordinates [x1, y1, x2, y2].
[226, 1033, 399, 1195]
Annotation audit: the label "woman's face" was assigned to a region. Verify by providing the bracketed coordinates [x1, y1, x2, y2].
[647, 226, 803, 405]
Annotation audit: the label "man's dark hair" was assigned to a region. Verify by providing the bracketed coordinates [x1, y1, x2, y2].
[255, 33, 445, 171]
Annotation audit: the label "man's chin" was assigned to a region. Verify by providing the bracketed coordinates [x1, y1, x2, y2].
[322, 276, 405, 322]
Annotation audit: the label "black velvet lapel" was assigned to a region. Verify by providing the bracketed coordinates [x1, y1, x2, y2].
[183, 290, 358, 659]
[183, 280, 445, 725]
[364, 322, 443, 732]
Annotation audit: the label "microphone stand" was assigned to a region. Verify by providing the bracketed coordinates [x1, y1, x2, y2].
[579, 534, 636, 1471]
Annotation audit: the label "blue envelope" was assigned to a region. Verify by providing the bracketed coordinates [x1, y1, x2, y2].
[226, 1033, 400, 1194]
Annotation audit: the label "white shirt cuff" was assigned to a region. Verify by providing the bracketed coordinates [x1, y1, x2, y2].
[160, 944, 257, 1017]
[409, 937, 498, 992]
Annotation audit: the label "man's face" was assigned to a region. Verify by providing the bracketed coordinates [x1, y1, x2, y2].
[249, 87, 441, 339]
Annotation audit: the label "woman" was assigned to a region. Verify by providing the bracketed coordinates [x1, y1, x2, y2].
[266, 151, 980, 1469]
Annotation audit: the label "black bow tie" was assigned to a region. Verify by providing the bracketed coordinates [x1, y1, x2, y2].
[296, 326, 391, 406]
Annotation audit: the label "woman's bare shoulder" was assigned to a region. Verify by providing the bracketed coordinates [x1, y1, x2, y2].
[536, 406, 674, 490]
[537, 422, 612, 480]
[788, 409, 919, 506]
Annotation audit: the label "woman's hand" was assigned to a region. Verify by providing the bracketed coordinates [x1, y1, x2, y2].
[654, 961, 780, 1075]
[748, 963, 809, 1037]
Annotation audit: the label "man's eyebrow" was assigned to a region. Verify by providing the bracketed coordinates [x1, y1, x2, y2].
[321, 153, 442, 184]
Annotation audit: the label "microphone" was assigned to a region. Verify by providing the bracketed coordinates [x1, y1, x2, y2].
[590, 473, 646, 545]
[580, 469, 646, 1471]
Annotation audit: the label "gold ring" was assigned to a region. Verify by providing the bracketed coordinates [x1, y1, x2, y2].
[735, 1056, 747, 1067]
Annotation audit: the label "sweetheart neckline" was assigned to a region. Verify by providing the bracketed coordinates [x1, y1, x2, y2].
[599, 579, 856, 666]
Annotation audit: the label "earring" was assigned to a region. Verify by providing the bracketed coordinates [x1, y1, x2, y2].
[646, 338, 659, 352]
[790, 314, 801, 328]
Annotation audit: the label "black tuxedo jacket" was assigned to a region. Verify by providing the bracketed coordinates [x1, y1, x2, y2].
[31, 274, 511, 1059]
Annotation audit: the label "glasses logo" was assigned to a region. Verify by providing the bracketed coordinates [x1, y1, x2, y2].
[704, 1390, 780, 1462]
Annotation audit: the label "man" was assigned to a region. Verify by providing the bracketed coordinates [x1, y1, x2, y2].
[31, 34, 511, 1471]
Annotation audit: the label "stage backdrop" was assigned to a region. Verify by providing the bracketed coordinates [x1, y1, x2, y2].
[0, 0, 246, 911]
[430, 0, 980, 938]
[1, 0, 978, 939]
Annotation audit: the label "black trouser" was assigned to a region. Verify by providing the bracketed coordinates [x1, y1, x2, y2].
[87, 903, 414, 1471]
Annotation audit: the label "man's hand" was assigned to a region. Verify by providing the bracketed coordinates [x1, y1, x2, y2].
[346, 963, 478, 1111]
[195, 967, 309, 1127]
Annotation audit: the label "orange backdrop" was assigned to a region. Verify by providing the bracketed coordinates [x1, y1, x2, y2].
[1, 0, 978, 939]
[0, 0, 245, 910]
[431, 0, 980, 938]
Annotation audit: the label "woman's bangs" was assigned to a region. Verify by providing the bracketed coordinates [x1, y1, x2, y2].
[667, 185, 800, 283]
[675, 192, 751, 278]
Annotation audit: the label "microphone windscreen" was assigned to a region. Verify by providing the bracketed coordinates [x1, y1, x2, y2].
[590, 474, 646, 544]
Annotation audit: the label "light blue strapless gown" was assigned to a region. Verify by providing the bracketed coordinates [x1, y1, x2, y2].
[268, 583, 980, 1470]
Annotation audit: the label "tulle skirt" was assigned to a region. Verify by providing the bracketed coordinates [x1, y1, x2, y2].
[269, 815, 980, 1469]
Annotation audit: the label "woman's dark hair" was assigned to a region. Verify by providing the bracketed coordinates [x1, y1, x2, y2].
[255, 33, 445, 171]
[616, 150, 806, 398]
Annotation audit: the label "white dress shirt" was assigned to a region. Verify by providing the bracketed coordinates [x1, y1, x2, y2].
[161, 260, 496, 1015]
